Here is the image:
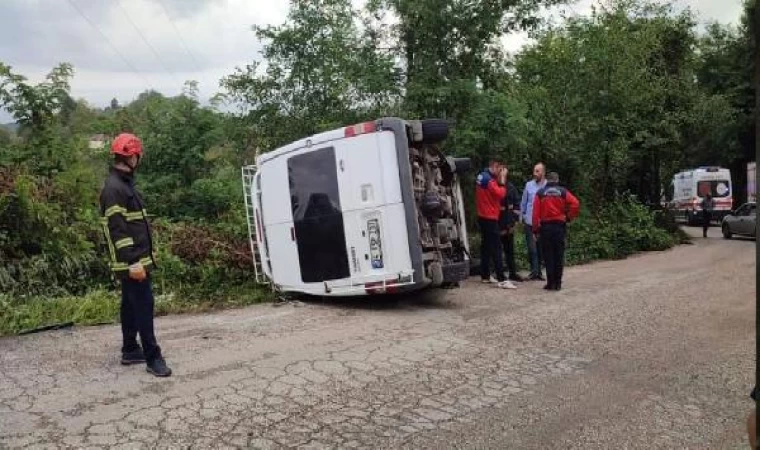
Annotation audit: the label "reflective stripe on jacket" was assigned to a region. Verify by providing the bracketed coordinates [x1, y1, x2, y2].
[99, 168, 155, 278]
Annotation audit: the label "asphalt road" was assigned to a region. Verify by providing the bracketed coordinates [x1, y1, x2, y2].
[0, 227, 755, 449]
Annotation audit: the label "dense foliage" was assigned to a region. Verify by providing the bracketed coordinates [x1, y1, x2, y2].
[0, 70, 264, 333]
[0, 0, 755, 333]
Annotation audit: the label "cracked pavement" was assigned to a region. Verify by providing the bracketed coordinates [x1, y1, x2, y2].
[0, 227, 755, 449]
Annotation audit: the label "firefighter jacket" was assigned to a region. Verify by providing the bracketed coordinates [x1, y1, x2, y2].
[475, 169, 507, 221]
[531, 182, 580, 232]
[99, 168, 156, 278]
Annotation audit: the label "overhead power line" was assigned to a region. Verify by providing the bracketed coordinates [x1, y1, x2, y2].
[156, 0, 204, 74]
[115, 0, 182, 86]
[65, 0, 154, 89]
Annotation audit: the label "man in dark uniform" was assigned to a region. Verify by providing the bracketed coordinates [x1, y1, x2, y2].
[499, 166, 524, 282]
[532, 172, 580, 291]
[100, 133, 172, 377]
[701, 192, 715, 238]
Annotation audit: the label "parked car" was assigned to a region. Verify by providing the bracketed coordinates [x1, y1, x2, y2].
[721, 202, 756, 239]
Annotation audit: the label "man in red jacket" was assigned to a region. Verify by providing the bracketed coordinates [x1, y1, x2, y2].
[476, 158, 514, 289]
[532, 172, 580, 291]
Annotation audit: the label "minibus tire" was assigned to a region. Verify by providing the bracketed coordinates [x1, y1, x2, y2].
[449, 157, 472, 174]
[421, 119, 449, 143]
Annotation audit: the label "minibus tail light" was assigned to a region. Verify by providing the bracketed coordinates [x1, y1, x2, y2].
[365, 279, 400, 295]
[345, 121, 377, 138]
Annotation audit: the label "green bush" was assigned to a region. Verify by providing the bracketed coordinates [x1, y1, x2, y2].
[0, 169, 111, 297]
[565, 194, 678, 264]
[469, 194, 681, 270]
[0, 159, 269, 336]
[181, 164, 242, 220]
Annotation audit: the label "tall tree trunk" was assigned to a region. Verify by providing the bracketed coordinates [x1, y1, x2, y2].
[652, 148, 661, 206]
[637, 150, 650, 204]
[596, 145, 610, 212]
[402, 24, 416, 113]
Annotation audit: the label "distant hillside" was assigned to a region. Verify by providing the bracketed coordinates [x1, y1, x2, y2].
[1, 122, 19, 134]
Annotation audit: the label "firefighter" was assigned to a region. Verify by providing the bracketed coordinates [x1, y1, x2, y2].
[531, 172, 580, 291]
[100, 133, 171, 377]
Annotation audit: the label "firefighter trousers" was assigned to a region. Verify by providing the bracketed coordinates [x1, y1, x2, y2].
[121, 276, 162, 362]
[540, 222, 567, 289]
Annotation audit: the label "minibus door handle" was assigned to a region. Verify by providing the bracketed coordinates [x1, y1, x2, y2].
[290, 226, 296, 241]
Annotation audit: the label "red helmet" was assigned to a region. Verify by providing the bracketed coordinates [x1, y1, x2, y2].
[111, 133, 143, 157]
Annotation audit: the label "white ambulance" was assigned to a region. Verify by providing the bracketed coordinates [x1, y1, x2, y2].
[242, 118, 472, 296]
[670, 167, 733, 224]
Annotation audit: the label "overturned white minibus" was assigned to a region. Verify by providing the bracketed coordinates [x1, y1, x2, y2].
[242, 118, 472, 296]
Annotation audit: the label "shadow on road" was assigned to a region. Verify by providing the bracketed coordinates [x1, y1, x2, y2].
[293, 288, 460, 312]
[681, 224, 756, 242]
[728, 236, 756, 242]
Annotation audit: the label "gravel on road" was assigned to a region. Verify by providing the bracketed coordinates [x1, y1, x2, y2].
[0, 227, 755, 449]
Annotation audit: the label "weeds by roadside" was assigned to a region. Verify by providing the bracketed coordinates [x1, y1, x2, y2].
[0, 284, 272, 337]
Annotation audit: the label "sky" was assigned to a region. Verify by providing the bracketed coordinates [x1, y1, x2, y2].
[0, 0, 746, 123]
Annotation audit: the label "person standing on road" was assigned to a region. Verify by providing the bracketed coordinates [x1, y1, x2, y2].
[747, 386, 757, 448]
[499, 166, 524, 282]
[701, 192, 715, 238]
[521, 162, 547, 281]
[100, 133, 172, 377]
[476, 158, 515, 289]
[532, 172, 580, 291]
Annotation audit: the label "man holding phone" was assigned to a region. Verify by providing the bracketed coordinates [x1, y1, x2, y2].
[476, 158, 515, 289]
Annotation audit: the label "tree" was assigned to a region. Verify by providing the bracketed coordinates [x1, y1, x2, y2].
[221, 0, 400, 150]
[696, 1, 756, 204]
[0, 63, 74, 130]
[101, 89, 233, 219]
[0, 62, 83, 175]
[366, 0, 562, 120]
[509, 0, 740, 208]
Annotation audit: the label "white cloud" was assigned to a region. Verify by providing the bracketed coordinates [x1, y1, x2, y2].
[500, 0, 744, 56]
[686, 0, 745, 27]
[0, 0, 289, 120]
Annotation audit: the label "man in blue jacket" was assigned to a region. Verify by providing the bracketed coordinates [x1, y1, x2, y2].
[520, 162, 547, 281]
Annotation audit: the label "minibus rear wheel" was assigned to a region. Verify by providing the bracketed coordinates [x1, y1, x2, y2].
[421, 119, 449, 144]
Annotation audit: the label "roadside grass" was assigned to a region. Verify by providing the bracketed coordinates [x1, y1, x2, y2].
[0, 285, 272, 337]
[2, 199, 683, 337]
